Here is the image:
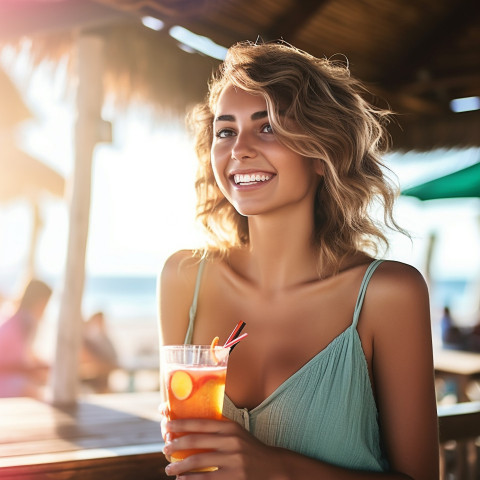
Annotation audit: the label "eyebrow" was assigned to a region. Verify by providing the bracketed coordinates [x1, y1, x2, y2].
[214, 110, 269, 122]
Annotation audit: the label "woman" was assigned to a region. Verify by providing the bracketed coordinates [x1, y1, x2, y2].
[158, 41, 439, 479]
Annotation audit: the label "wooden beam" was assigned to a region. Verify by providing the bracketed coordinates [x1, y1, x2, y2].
[265, 0, 330, 41]
[388, 109, 480, 152]
[366, 84, 443, 115]
[399, 72, 480, 96]
[382, 0, 480, 87]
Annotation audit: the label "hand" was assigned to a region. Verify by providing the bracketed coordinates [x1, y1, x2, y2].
[162, 417, 285, 479]
[158, 402, 172, 462]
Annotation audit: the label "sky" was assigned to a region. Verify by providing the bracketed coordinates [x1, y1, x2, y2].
[1, 46, 480, 299]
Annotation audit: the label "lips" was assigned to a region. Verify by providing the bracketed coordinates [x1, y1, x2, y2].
[233, 172, 274, 185]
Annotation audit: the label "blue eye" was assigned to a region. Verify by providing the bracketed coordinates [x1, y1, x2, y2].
[262, 124, 273, 134]
[215, 128, 235, 138]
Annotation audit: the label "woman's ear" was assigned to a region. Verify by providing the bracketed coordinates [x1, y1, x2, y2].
[313, 158, 325, 176]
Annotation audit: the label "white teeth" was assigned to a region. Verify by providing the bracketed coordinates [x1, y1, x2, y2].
[234, 173, 271, 185]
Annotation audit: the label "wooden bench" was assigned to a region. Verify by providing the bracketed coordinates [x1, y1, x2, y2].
[0, 392, 169, 479]
[438, 401, 480, 479]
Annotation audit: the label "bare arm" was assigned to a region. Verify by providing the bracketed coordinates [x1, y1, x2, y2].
[364, 262, 439, 478]
[157, 250, 200, 347]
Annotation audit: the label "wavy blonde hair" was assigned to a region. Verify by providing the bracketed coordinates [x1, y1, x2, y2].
[188, 40, 405, 271]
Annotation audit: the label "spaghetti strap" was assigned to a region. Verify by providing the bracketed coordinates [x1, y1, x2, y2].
[185, 258, 206, 344]
[352, 260, 384, 328]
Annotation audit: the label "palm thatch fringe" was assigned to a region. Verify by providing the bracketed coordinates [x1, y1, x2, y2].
[2, 24, 220, 118]
[0, 65, 33, 129]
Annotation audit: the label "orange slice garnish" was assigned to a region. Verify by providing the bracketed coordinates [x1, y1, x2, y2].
[170, 370, 193, 400]
[210, 336, 220, 364]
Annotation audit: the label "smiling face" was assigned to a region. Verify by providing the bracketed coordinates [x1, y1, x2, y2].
[211, 84, 321, 218]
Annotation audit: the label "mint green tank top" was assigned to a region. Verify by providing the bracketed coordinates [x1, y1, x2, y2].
[185, 259, 389, 471]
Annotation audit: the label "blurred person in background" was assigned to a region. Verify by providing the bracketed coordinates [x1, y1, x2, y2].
[79, 311, 118, 393]
[0, 279, 52, 399]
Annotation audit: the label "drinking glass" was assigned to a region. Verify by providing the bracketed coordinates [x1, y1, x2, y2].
[160, 344, 229, 471]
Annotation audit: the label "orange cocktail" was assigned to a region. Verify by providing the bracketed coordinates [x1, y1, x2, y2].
[160, 344, 229, 468]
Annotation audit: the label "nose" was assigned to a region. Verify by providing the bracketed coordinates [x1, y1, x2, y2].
[231, 130, 257, 161]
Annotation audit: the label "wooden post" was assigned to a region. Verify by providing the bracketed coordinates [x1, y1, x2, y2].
[423, 230, 437, 288]
[51, 33, 104, 405]
[26, 200, 41, 280]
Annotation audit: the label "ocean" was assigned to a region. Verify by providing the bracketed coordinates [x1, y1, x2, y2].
[82, 275, 158, 322]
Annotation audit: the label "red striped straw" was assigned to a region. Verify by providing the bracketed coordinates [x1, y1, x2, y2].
[224, 332, 248, 350]
[224, 321, 246, 346]
[224, 321, 247, 351]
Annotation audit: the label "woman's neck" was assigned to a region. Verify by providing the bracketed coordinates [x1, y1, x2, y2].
[230, 208, 322, 291]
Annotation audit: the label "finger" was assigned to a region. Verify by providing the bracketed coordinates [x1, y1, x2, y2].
[164, 432, 249, 465]
[161, 416, 170, 442]
[174, 467, 234, 480]
[165, 451, 231, 478]
[161, 439, 172, 463]
[158, 401, 169, 418]
[158, 402, 170, 441]
[176, 475, 237, 480]
[164, 433, 222, 455]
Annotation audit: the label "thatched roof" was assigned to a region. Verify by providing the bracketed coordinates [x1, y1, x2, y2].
[0, 63, 64, 202]
[0, 140, 65, 202]
[0, 67, 32, 129]
[0, 0, 479, 152]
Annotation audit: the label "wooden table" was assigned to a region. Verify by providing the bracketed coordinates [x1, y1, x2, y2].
[438, 401, 480, 480]
[434, 349, 480, 479]
[434, 348, 480, 402]
[0, 392, 169, 479]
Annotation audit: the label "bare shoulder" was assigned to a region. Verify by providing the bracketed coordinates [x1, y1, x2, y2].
[374, 259, 427, 282]
[363, 260, 431, 338]
[368, 260, 429, 304]
[161, 249, 202, 283]
[158, 250, 203, 345]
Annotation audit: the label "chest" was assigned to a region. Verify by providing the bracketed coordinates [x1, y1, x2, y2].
[191, 273, 367, 409]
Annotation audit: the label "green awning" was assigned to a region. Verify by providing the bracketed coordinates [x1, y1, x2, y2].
[402, 162, 480, 200]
